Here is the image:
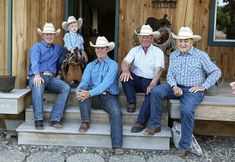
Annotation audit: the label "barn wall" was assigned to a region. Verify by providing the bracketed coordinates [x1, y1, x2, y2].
[118, 0, 235, 81]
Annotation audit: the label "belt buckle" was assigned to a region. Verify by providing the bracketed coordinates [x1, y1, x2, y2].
[102, 91, 106, 95]
[43, 71, 52, 76]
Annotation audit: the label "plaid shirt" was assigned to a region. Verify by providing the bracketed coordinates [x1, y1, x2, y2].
[167, 47, 221, 89]
[63, 32, 84, 52]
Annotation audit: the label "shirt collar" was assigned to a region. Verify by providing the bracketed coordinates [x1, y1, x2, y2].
[41, 40, 54, 48]
[69, 31, 77, 35]
[94, 56, 110, 64]
[176, 46, 194, 57]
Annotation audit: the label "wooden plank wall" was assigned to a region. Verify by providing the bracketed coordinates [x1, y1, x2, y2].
[11, 0, 65, 88]
[0, 0, 8, 75]
[1, 0, 235, 88]
[118, 0, 235, 81]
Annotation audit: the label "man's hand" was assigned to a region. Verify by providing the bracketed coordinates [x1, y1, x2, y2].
[189, 86, 206, 93]
[33, 74, 44, 87]
[76, 90, 90, 102]
[172, 85, 183, 97]
[120, 71, 133, 82]
[81, 51, 88, 63]
[146, 80, 157, 94]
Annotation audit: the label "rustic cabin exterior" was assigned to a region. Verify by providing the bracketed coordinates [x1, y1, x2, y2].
[0, 0, 235, 137]
[1, 0, 235, 88]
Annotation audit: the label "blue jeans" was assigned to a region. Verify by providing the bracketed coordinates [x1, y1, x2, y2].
[79, 93, 123, 148]
[122, 72, 159, 124]
[29, 75, 71, 121]
[150, 83, 204, 150]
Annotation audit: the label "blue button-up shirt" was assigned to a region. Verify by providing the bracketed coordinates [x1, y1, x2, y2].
[76, 56, 119, 97]
[167, 47, 221, 89]
[28, 41, 64, 76]
[63, 32, 84, 52]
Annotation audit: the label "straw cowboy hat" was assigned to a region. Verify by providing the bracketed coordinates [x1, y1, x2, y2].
[90, 36, 115, 52]
[37, 23, 61, 36]
[172, 26, 201, 41]
[135, 24, 160, 38]
[62, 16, 83, 31]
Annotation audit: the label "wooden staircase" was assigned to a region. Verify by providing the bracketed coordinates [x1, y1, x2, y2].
[17, 89, 172, 150]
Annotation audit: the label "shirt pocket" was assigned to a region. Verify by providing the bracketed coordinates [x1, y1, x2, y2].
[91, 69, 99, 81]
[186, 62, 200, 75]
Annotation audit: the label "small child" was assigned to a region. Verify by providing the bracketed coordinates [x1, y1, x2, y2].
[230, 81, 235, 94]
[62, 16, 88, 64]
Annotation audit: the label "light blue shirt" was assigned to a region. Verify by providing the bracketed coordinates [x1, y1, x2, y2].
[28, 41, 64, 76]
[76, 56, 119, 97]
[63, 32, 84, 52]
[167, 47, 221, 89]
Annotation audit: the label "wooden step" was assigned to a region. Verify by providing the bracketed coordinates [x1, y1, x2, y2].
[25, 105, 169, 126]
[43, 89, 147, 108]
[17, 121, 171, 150]
[169, 96, 235, 121]
[0, 89, 31, 114]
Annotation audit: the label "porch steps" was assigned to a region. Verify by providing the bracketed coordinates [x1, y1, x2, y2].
[17, 122, 171, 150]
[17, 90, 172, 150]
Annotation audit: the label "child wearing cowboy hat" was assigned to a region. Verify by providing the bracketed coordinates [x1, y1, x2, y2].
[62, 16, 88, 63]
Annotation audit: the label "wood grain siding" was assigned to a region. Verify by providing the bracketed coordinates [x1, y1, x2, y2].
[10, 0, 65, 88]
[0, 0, 8, 75]
[118, 0, 235, 81]
[0, 0, 234, 88]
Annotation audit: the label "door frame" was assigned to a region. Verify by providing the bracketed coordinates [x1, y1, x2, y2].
[64, 0, 120, 61]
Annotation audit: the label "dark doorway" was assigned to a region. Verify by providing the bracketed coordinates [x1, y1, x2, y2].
[66, 0, 116, 61]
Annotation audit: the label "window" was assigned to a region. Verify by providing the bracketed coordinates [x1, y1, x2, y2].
[208, 0, 235, 46]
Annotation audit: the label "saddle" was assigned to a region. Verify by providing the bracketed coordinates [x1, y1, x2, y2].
[61, 49, 84, 85]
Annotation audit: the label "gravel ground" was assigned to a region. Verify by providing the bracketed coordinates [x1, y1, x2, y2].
[0, 129, 234, 162]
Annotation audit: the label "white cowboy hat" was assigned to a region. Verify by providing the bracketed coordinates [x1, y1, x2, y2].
[37, 23, 61, 36]
[135, 25, 160, 38]
[90, 36, 115, 52]
[62, 16, 83, 31]
[172, 26, 201, 41]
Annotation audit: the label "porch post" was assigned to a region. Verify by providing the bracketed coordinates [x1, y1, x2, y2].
[8, 0, 12, 74]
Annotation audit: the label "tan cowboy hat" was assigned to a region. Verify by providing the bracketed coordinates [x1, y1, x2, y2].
[172, 26, 201, 41]
[135, 24, 160, 38]
[62, 16, 83, 31]
[37, 23, 61, 36]
[90, 36, 115, 52]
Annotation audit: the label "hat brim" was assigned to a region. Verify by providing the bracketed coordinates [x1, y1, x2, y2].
[62, 18, 83, 31]
[37, 28, 61, 36]
[134, 30, 160, 38]
[89, 41, 115, 52]
[172, 32, 201, 41]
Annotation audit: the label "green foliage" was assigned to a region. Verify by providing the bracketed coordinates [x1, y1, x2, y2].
[216, 6, 231, 33]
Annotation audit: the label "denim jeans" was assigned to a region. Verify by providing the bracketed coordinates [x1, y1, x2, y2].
[122, 72, 159, 124]
[150, 83, 204, 150]
[79, 93, 123, 148]
[29, 75, 71, 121]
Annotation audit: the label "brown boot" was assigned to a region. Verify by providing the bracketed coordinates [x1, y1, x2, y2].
[79, 122, 90, 132]
[145, 127, 161, 135]
[127, 103, 136, 113]
[131, 122, 146, 133]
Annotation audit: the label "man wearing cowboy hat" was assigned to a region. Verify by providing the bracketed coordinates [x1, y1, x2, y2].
[75, 36, 123, 155]
[28, 23, 71, 130]
[120, 24, 165, 133]
[145, 26, 221, 157]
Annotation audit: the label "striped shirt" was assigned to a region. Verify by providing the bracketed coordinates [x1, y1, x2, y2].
[76, 56, 119, 97]
[167, 47, 221, 89]
[63, 32, 85, 52]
